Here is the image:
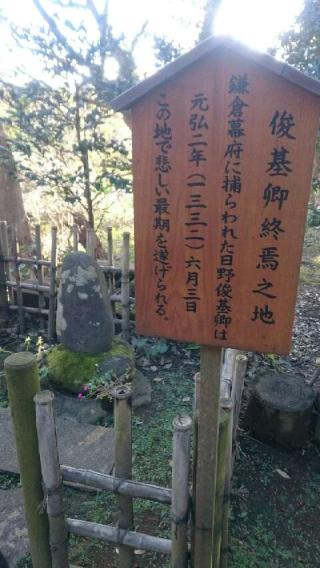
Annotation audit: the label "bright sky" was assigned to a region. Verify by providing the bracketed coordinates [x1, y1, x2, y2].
[0, 0, 304, 82]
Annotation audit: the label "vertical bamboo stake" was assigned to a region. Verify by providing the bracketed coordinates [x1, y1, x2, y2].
[0, 224, 7, 326]
[121, 232, 130, 341]
[219, 406, 234, 568]
[72, 224, 78, 252]
[191, 372, 200, 565]
[107, 226, 113, 267]
[35, 390, 69, 568]
[4, 352, 51, 568]
[171, 415, 192, 568]
[0, 221, 11, 304]
[86, 227, 96, 258]
[213, 403, 232, 568]
[220, 354, 247, 568]
[231, 354, 248, 445]
[193, 345, 222, 568]
[12, 228, 24, 334]
[113, 385, 134, 568]
[35, 224, 46, 330]
[48, 226, 57, 343]
[107, 226, 115, 317]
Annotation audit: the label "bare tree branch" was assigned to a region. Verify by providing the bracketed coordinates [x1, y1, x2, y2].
[32, 0, 86, 66]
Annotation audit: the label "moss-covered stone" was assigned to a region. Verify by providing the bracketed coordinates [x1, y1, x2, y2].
[47, 336, 134, 394]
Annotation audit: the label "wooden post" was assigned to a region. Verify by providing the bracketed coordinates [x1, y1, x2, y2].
[193, 345, 222, 568]
[12, 228, 24, 334]
[113, 385, 134, 568]
[212, 403, 232, 568]
[86, 227, 96, 258]
[121, 232, 130, 341]
[35, 390, 69, 568]
[171, 415, 192, 568]
[4, 352, 51, 568]
[35, 224, 46, 331]
[48, 226, 57, 343]
[72, 225, 78, 252]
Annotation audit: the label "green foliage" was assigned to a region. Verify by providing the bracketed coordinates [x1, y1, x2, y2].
[280, 0, 320, 79]
[0, 471, 20, 490]
[132, 336, 169, 359]
[307, 203, 320, 227]
[0, 0, 139, 227]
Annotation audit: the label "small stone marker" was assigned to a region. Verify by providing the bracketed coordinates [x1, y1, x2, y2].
[56, 251, 114, 353]
[246, 373, 315, 448]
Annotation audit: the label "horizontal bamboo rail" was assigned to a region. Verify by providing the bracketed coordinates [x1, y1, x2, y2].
[7, 280, 50, 293]
[1, 255, 52, 267]
[61, 465, 172, 504]
[66, 518, 172, 555]
[9, 305, 50, 316]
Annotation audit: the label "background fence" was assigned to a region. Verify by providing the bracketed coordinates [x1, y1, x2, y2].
[0, 221, 134, 341]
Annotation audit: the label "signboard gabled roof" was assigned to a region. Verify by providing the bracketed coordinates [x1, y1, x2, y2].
[111, 35, 320, 112]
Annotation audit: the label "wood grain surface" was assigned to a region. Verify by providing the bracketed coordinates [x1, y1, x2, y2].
[132, 48, 320, 354]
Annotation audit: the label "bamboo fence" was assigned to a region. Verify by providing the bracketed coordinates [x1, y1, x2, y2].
[33, 387, 192, 568]
[0, 221, 133, 341]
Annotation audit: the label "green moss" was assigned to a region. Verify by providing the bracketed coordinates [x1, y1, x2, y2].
[47, 336, 134, 394]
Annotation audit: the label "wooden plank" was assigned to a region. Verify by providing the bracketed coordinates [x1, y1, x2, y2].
[132, 50, 320, 354]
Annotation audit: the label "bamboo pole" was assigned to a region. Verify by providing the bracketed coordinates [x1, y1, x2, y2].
[72, 225, 78, 252]
[7, 280, 50, 293]
[61, 465, 172, 504]
[12, 228, 24, 334]
[0, 224, 7, 326]
[121, 232, 130, 341]
[107, 227, 115, 317]
[86, 227, 96, 258]
[35, 224, 46, 330]
[2, 256, 52, 267]
[34, 391, 69, 567]
[220, 354, 247, 568]
[232, 354, 248, 445]
[171, 415, 192, 568]
[48, 226, 57, 343]
[193, 345, 222, 568]
[67, 518, 172, 555]
[9, 305, 49, 316]
[107, 226, 113, 267]
[191, 372, 200, 565]
[219, 406, 234, 568]
[0, 221, 10, 280]
[113, 385, 134, 568]
[213, 403, 232, 568]
[4, 352, 51, 568]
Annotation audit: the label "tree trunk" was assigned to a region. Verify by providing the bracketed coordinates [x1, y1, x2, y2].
[0, 127, 31, 246]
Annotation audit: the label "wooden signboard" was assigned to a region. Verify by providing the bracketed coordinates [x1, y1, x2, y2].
[113, 38, 320, 354]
